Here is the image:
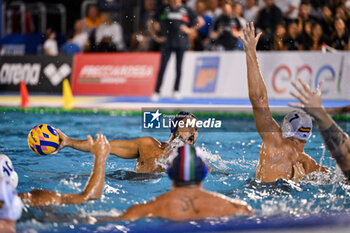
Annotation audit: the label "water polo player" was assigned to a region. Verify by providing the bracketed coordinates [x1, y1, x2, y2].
[290, 78, 350, 180]
[54, 112, 199, 173]
[0, 155, 22, 233]
[100, 144, 252, 221]
[1, 134, 110, 207]
[240, 23, 327, 182]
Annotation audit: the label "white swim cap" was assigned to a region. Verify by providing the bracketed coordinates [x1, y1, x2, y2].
[0, 177, 23, 221]
[0, 154, 18, 188]
[281, 110, 312, 141]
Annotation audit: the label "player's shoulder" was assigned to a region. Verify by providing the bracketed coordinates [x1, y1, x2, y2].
[0, 178, 23, 221]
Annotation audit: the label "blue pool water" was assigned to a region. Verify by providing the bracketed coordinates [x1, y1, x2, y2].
[1, 111, 350, 232]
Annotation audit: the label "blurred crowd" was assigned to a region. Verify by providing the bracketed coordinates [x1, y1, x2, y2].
[44, 0, 350, 55]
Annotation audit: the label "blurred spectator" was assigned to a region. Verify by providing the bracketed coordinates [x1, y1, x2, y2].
[275, 0, 301, 23]
[210, 2, 242, 51]
[284, 21, 302, 50]
[83, 5, 101, 33]
[320, 6, 334, 36]
[244, 0, 259, 23]
[43, 29, 58, 56]
[273, 23, 287, 50]
[297, 2, 311, 35]
[61, 32, 82, 55]
[72, 20, 89, 52]
[150, 0, 201, 100]
[299, 20, 314, 50]
[95, 13, 125, 52]
[256, 0, 283, 50]
[335, 5, 350, 28]
[206, 0, 223, 19]
[308, 0, 326, 21]
[234, 2, 247, 29]
[130, 0, 159, 51]
[310, 22, 328, 50]
[194, 0, 213, 51]
[330, 17, 350, 50]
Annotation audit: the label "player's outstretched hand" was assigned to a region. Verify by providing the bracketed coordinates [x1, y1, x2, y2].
[239, 22, 262, 51]
[289, 78, 323, 117]
[88, 134, 110, 158]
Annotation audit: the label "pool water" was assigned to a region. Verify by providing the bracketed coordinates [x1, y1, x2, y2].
[1, 111, 350, 232]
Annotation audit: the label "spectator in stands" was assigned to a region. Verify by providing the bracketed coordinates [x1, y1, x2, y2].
[95, 12, 125, 52]
[210, 2, 242, 51]
[330, 17, 350, 50]
[244, 0, 260, 24]
[256, 0, 283, 50]
[308, 0, 325, 21]
[194, 0, 213, 51]
[276, 0, 301, 24]
[335, 5, 350, 28]
[234, 2, 247, 29]
[284, 21, 302, 50]
[130, 0, 159, 51]
[43, 29, 58, 56]
[205, 0, 222, 19]
[299, 20, 314, 50]
[72, 20, 89, 52]
[149, 0, 202, 101]
[273, 23, 287, 50]
[297, 2, 311, 34]
[61, 32, 82, 55]
[310, 22, 328, 50]
[83, 5, 101, 33]
[320, 6, 334, 37]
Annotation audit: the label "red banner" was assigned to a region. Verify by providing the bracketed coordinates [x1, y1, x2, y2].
[71, 53, 160, 96]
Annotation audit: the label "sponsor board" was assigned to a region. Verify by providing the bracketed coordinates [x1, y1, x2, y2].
[71, 53, 160, 96]
[0, 55, 73, 93]
[161, 52, 350, 100]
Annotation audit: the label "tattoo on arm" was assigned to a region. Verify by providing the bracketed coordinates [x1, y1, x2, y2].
[343, 170, 350, 180]
[180, 197, 199, 214]
[320, 123, 347, 164]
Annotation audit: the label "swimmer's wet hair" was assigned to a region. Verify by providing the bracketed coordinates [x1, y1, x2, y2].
[167, 144, 208, 186]
[170, 111, 197, 135]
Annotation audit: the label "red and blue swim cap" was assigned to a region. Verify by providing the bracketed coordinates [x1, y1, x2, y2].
[167, 144, 208, 184]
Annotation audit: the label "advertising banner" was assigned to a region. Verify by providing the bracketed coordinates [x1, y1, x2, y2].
[161, 51, 350, 101]
[0, 55, 73, 93]
[71, 53, 160, 96]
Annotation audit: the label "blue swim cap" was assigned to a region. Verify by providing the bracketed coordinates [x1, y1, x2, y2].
[167, 144, 208, 184]
[170, 112, 197, 135]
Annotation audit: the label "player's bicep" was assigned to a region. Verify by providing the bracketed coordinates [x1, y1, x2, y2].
[252, 106, 282, 142]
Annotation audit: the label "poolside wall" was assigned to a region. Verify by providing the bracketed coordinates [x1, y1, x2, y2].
[1, 52, 349, 101]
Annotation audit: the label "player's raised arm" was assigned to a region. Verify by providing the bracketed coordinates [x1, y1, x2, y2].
[19, 134, 110, 206]
[240, 23, 282, 143]
[290, 78, 350, 178]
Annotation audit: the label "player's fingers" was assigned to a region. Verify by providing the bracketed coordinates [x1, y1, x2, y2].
[298, 78, 312, 94]
[290, 91, 307, 105]
[256, 32, 262, 42]
[250, 22, 254, 35]
[88, 135, 93, 144]
[244, 28, 249, 40]
[316, 81, 323, 95]
[291, 81, 308, 99]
